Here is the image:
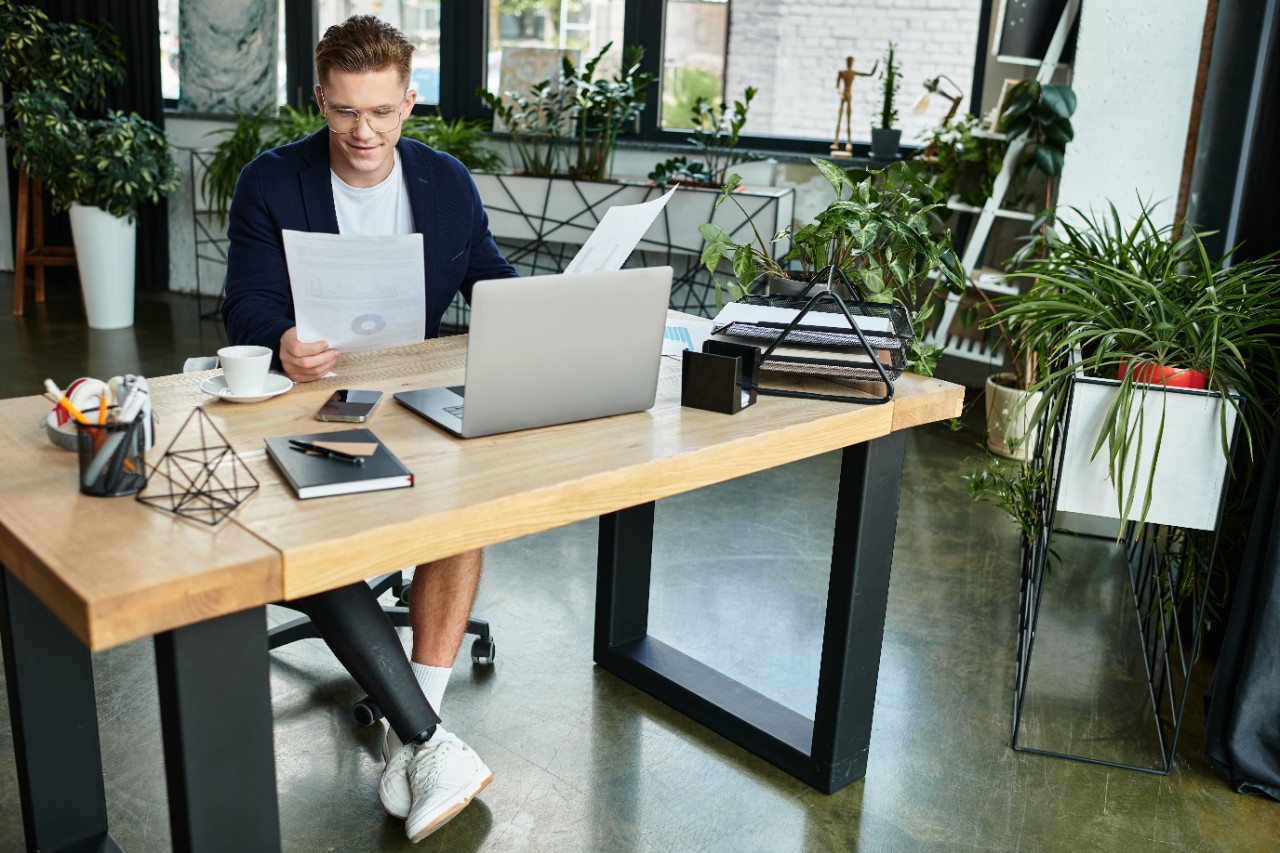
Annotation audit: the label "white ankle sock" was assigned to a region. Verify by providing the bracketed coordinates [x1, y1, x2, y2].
[411, 661, 452, 716]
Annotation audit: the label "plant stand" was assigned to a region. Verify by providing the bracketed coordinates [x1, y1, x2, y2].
[1010, 375, 1239, 774]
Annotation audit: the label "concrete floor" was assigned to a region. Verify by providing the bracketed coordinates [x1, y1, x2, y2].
[1, 271, 1278, 851]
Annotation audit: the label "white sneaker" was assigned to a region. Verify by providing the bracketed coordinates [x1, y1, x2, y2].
[379, 726, 414, 819]
[405, 729, 493, 843]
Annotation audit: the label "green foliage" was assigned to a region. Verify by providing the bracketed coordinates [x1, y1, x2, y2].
[478, 75, 575, 177]
[475, 41, 652, 181]
[565, 42, 654, 181]
[965, 453, 1054, 548]
[998, 79, 1076, 178]
[990, 200, 1280, 525]
[698, 159, 966, 376]
[201, 105, 502, 224]
[0, 3, 176, 221]
[919, 113, 1007, 207]
[650, 86, 763, 188]
[6, 91, 179, 221]
[0, 2, 125, 112]
[878, 42, 900, 129]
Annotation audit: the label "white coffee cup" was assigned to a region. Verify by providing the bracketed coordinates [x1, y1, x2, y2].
[217, 345, 273, 396]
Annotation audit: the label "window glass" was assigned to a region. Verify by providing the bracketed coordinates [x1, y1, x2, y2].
[316, 1, 443, 103]
[486, 1, 626, 99]
[661, 0, 729, 130]
[159, 0, 179, 101]
[706, 0, 982, 145]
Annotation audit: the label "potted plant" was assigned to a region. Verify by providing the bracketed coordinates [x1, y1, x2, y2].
[997, 79, 1076, 181]
[869, 43, 901, 159]
[698, 158, 966, 376]
[0, 3, 178, 330]
[989, 200, 1280, 529]
[5, 91, 180, 329]
[564, 42, 654, 181]
[649, 87, 763, 188]
[918, 113, 1008, 207]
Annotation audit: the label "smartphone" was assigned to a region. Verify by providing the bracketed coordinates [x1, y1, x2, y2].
[315, 389, 383, 423]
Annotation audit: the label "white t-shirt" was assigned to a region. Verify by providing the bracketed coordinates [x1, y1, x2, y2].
[331, 149, 415, 237]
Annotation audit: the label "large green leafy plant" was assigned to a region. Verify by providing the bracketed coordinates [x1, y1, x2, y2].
[698, 158, 965, 376]
[0, 2, 177, 222]
[565, 42, 653, 181]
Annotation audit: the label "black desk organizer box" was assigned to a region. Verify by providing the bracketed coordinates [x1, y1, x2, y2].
[682, 267, 914, 410]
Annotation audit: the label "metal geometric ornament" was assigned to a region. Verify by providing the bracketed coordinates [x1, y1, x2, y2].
[136, 407, 258, 525]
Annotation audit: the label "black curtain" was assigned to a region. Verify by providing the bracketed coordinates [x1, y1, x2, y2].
[1193, 0, 1280, 801]
[34, 0, 169, 293]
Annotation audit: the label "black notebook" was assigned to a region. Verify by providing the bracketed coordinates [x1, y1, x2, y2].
[264, 428, 413, 499]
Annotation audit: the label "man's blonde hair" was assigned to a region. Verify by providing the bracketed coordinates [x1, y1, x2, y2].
[314, 15, 414, 86]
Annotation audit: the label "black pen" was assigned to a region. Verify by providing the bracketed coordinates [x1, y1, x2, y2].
[289, 440, 366, 464]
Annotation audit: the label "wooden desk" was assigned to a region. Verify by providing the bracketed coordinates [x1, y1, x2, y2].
[0, 333, 961, 851]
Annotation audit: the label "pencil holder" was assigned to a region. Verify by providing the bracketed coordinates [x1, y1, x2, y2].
[76, 419, 147, 497]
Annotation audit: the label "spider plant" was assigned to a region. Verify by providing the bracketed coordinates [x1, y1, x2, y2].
[990, 200, 1280, 525]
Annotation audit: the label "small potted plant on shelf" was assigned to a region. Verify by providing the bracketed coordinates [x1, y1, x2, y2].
[649, 86, 763, 188]
[987, 200, 1280, 529]
[918, 113, 1008, 207]
[870, 42, 902, 159]
[698, 157, 965, 376]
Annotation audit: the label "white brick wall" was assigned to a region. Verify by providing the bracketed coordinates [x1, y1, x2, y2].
[724, 0, 982, 145]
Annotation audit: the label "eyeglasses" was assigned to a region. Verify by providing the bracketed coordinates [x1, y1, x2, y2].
[319, 89, 407, 134]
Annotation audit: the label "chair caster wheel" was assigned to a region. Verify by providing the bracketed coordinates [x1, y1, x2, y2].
[471, 636, 495, 665]
[353, 697, 383, 727]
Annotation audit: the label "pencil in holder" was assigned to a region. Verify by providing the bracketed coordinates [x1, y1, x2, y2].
[76, 419, 147, 497]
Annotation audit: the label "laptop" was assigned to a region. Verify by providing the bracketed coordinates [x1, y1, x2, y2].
[394, 266, 673, 438]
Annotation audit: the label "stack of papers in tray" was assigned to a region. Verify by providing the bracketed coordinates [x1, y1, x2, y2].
[708, 302, 899, 376]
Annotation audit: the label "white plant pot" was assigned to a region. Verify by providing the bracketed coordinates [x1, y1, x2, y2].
[69, 203, 136, 330]
[984, 374, 1042, 461]
[1055, 376, 1238, 531]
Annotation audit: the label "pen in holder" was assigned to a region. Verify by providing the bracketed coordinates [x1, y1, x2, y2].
[76, 418, 147, 497]
[681, 339, 760, 415]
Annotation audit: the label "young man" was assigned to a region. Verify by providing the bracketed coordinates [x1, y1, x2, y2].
[222, 15, 517, 843]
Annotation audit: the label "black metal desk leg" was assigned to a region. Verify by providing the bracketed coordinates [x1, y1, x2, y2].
[595, 502, 656, 657]
[0, 566, 121, 853]
[811, 433, 907, 792]
[154, 607, 281, 853]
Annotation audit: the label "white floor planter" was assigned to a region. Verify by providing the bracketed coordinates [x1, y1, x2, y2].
[1054, 376, 1238, 531]
[69, 203, 136, 330]
[985, 373, 1042, 461]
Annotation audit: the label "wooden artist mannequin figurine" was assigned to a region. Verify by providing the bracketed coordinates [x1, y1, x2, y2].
[832, 55, 878, 157]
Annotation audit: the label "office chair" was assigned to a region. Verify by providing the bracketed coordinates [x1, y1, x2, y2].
[182, 356, 495, 726]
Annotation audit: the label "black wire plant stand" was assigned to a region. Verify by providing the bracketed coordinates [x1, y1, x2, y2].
[1010, 375, 1240, 774]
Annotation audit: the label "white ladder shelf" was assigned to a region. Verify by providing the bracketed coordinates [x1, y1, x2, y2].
[927, 0, 1081, 364]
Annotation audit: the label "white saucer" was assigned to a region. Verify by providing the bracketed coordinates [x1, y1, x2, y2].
[201, 373, 294, 403]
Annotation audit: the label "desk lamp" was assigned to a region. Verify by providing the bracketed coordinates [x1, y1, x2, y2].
[914, 75, 964, 158]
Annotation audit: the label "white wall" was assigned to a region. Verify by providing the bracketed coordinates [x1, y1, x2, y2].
[1055, 0, 1209, 225]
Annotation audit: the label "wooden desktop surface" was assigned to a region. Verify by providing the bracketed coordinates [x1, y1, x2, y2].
[0, 321, 962, 651]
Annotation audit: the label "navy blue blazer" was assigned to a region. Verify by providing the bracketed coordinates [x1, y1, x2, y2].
[222, 129, 516, 356]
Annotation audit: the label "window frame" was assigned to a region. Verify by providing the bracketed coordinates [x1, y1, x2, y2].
[166, 0, 996, 161]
